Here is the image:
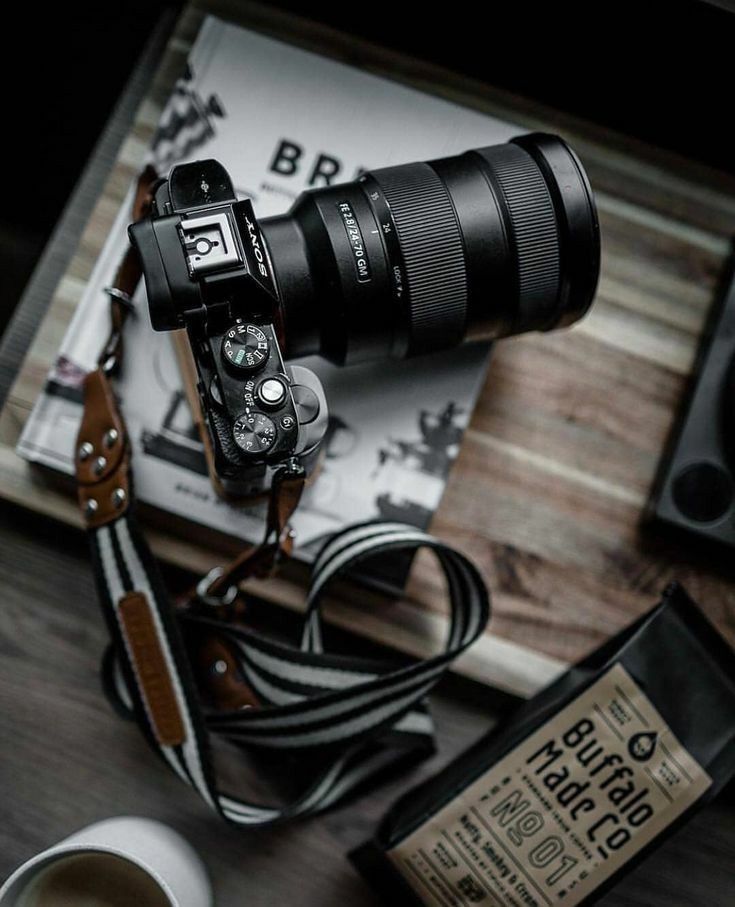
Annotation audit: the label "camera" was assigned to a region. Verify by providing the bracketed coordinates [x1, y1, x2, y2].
[129, 160, 329, 497]
[129, 133, 600, 498]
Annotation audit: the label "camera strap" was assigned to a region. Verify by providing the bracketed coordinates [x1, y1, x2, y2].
[73, 169, 490, 825]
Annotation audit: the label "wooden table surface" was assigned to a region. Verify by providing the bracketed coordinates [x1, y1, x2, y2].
[0, 2, 733, 903]
[1, 505, 733, 905]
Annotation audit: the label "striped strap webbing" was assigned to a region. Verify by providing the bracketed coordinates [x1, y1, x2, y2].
[92, 516, 490, 826]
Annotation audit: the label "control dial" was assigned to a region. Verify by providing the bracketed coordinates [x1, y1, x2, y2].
[233, 411, 277, 456]
[222, 322, 270, 373]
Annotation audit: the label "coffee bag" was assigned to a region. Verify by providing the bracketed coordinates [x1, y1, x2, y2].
[352, 584, 735, 906]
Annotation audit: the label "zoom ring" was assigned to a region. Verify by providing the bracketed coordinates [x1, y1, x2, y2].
[371, 162, 468, 355]
[485, 144, 560, 326]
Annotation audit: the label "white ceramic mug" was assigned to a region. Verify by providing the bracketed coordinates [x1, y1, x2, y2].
[0, 817, 212, 907]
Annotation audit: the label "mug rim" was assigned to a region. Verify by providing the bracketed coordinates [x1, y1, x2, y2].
[0, 843, 178, 906]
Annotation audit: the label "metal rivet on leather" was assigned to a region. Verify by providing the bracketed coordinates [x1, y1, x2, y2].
[111, 488, 127, 509]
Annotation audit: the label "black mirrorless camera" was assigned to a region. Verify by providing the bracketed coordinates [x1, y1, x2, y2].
[129, 133, 600, 498]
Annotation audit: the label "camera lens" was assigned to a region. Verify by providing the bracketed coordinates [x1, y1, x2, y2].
[260, 133, 600, 365]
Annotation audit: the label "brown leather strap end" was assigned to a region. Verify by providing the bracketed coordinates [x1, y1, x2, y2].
[75, 368, 131, 528]
[118, 591, 186, 747]
[268, 472, 305, 544]
[193, 636, 260, 711]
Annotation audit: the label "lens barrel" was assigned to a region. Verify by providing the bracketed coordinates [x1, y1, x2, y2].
[260, 133, 599, 365]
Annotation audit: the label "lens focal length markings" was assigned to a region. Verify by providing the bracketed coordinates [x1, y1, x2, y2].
[337, 201, 371, 283]
[358, 174, 409, 357]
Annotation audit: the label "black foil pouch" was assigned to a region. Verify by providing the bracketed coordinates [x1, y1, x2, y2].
[351, 583, 735, 906]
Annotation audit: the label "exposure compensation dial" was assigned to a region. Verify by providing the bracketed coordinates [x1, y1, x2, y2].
[233, 411, 277, 455]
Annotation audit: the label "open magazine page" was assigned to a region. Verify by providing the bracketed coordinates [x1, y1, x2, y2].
[18, 15, 519, 561]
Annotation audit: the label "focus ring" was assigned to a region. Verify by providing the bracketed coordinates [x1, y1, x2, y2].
[371, 162, 467, 355]
[480, 144, 560, 328]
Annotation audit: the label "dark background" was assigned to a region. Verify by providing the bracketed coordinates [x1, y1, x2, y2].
[1, 0, 732, 337]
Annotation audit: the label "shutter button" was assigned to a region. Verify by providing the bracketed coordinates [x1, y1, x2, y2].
[257, 377, 287, 408]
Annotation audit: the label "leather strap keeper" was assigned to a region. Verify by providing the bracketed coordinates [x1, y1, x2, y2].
[118, 591, 186, 747]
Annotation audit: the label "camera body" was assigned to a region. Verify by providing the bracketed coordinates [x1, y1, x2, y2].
[129, 159, 327, 498]
[130, 136, 600, 499]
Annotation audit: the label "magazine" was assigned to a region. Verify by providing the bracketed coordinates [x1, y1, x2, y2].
[18, 15, 520, 562]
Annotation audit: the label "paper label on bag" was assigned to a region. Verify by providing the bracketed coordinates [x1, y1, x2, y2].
[388, 664, 711, 906]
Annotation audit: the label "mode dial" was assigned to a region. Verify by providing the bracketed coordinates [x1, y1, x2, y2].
[221, 322, 270, 374]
